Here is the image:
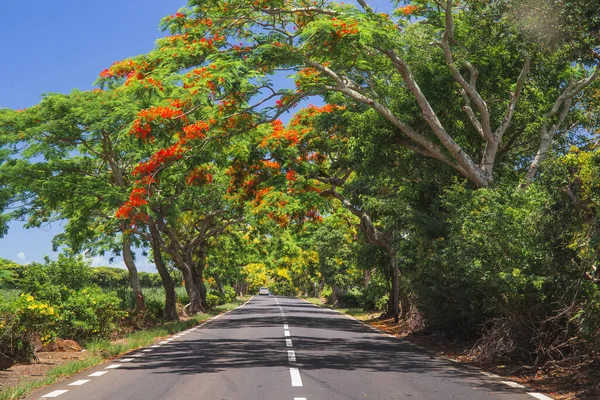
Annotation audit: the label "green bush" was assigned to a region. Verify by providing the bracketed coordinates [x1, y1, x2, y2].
[362, 274, 390, 312]
[0, 293, 59, 362]
[222, 285, 236, 303]
[206, 293, 220, 309]
[58, 287, 126, 341]
[340, 287, 363, 308]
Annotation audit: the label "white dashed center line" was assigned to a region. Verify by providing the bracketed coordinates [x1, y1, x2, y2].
[41, 390, 69, 397]
[142, 349, 153, 352]
[283, 323, 289, 329]
[120, 358, 134, 363]
[294, 398, 307, 400]
[105, 364, 121, 369]
[284, 330, 291, 337]
[88, 371, 108, 377]
[289, 367, 303, 387]
[286, 339, 293, 347]
[68, 379, 90, 386]
[287, 350, 297, 362]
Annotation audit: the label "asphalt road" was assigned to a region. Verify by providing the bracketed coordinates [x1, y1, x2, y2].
[27, 296, 550, 400]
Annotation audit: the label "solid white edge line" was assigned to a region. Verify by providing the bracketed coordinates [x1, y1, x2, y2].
[286, 338, 293, 347]
[480, 371, 500, 378]
[502, 381, 526, 388]
[527, 393, 554, 400]
[41, 390, 69, 398]
[289, 367, 303, 387]
[88, 371, 108, 377]
[68, 379, 90, 386]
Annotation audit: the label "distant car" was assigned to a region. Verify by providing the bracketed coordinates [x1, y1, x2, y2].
[259, 287, 269, 295]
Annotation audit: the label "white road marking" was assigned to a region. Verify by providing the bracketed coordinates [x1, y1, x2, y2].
[165, 339, 173, 342]
[151, 345, 161, 348]
[159, 340, 168, 344]
[286, 339, 293, 347]
[41, 390, 69, 398]
[284, 330, 291, 337]
[283, 324, 289, 329]
[131, 353, 144, 357]
[287, 350, 297, 362]
[502, 381, 526, 388]
[105, 364, 122, 369]
[527, 393, 554, 400]
[88, 371, 108, 377]
[68, 379, 90, 386]
[142, 349, 153, 352]
[480, 371, 500, 378]
[289, 367, 303, 387]
[120, 358, 134, 362]
[294, 398, 307, 400]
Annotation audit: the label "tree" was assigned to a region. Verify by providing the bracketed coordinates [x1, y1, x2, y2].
[0, 90, 152, 311]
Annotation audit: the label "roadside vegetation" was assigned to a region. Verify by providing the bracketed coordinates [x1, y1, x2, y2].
[1, 0, 600, 398]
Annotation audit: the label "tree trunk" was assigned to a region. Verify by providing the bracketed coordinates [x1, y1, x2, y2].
[148, 221, 178, 321]
[180, 263, 206, 314]
[389, 249, 400, 324]
[122, 236, 145, 311]
[192, 249, 208, 308]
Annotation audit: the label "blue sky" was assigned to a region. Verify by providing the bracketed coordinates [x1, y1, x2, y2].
[0, 0, 186, 270]
[0, 0, 394, 270]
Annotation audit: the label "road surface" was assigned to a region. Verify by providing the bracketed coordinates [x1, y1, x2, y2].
[27, 296, 551, 400]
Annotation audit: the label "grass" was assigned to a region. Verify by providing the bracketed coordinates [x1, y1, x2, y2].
[0, 296, 250, 400]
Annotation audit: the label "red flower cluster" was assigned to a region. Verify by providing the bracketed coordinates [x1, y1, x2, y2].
[261, 160, 281, 170]
[132, 144, 185, 177]
[186, 166, 214, 185]
[286, 169, 297, 182]
[331, 18, 359, 38]
[182, 120, 210, 142]
[100, 59, 137, 79]
[115, 187, 148, 221]
[130, 106, 185, 140]
[398, 5, 420, 16]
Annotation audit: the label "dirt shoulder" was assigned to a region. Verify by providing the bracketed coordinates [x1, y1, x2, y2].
[0, 350, 90, 393]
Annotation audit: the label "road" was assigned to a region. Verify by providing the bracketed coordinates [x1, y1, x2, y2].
[27, 296, 551, 400]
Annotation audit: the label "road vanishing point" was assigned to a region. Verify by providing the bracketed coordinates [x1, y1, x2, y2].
[28, 296, 551, 400]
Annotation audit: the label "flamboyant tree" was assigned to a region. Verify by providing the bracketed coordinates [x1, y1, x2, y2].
[99, 0, 600, 193]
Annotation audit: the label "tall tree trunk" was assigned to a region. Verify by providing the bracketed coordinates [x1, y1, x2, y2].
[148, 221, 178, 321]
[122, 236, 145, 311]
[388, 249, 400, 324]
[192, 249, 208, 307]
[180, 262, 206, 314]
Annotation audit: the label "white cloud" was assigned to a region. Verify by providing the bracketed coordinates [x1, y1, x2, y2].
[17, 252, 26, 261]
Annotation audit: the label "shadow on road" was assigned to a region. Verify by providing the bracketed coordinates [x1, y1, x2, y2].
[117, 297, 527, 396]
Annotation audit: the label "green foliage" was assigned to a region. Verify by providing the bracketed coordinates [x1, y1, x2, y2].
[205, 293, 221, 309]
[20, 254, 92, 301]
[58, 287, 125, 341]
